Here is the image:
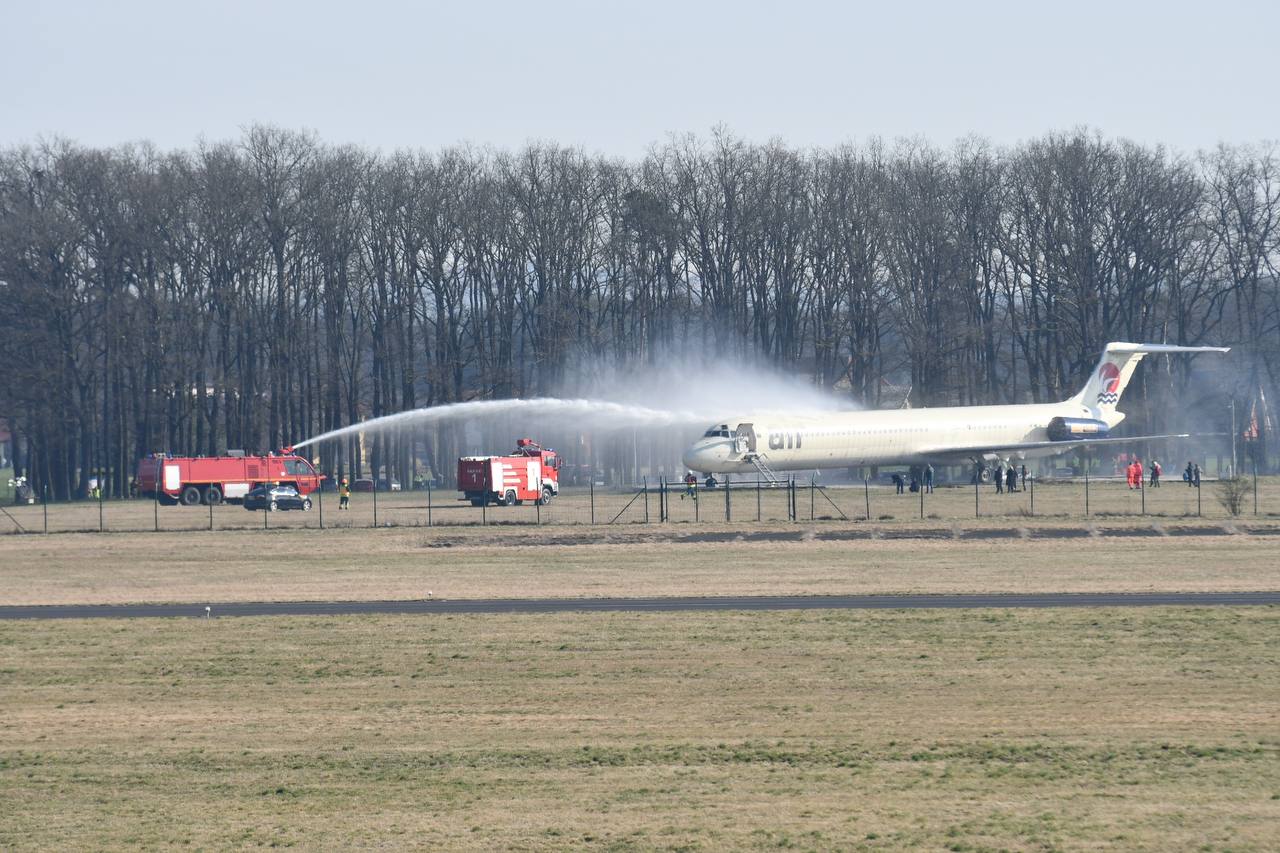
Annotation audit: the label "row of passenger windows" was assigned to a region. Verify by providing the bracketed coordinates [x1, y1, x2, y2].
[765, 425, 1017, 440]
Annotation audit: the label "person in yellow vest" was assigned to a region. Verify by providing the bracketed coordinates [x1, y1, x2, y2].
[339, 478, 351, 510]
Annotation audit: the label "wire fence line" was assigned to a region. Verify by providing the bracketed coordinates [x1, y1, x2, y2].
[0, 472, 1273, 536]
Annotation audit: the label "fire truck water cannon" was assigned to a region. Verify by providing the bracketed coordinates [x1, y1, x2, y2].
[458, 438, 561, 507]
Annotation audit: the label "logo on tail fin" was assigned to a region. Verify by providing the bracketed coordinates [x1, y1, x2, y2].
[1097, 362, 1121, 405]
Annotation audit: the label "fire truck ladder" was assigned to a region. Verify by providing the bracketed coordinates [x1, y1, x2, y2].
[745, 453, 782, 486]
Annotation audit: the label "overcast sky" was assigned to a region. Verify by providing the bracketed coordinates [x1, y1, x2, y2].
[4, 0, 1276, 156]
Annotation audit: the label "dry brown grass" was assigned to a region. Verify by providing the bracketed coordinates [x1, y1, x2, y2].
[0, 523, 1278, 606]
[2, 608, 1277, 849]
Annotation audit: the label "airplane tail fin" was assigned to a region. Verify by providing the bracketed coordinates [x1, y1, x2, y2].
[1070, 343, 1230, 424]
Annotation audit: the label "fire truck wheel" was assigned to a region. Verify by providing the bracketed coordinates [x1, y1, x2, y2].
[537, 487, 553, 506]
[204, 485, 223, 506]
[503, 489, 517, 506]
[269, 500, 278, 512]
[302, 499, 312, 511]
[180, 485, 201, 506]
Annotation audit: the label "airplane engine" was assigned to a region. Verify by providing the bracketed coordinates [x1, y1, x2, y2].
[1047, 417, 1110, 441]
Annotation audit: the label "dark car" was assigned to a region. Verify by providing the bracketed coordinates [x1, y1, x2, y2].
[243, 484, 312, 512]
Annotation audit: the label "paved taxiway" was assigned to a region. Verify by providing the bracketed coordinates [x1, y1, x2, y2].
[2, 591, 1277, 620]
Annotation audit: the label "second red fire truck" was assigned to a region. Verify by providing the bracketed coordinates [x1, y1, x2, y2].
[457, 439, 560, 506]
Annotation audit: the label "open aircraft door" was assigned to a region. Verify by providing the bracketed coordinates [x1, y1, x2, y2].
[734, 423, 757, 455]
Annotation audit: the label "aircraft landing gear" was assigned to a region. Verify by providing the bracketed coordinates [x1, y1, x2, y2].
[704, 476, 718, 489]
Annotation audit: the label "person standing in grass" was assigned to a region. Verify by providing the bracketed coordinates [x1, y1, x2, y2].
[339, 478, 351, 510]
[1150, 459, 1162, 488]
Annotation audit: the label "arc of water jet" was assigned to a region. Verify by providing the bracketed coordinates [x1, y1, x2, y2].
[292, 397, 723, 450]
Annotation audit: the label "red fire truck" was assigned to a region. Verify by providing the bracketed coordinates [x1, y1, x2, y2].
[136, 449, 324, 506]
[458, 439, 560, 506]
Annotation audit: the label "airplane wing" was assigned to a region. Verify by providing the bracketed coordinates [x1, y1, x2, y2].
[923, 433, 1218, 460]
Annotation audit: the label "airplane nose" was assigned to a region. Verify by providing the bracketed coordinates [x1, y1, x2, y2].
[682, 442, 711, 472]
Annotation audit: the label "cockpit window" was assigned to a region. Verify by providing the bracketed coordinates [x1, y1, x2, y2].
[702, 426, 733, 438]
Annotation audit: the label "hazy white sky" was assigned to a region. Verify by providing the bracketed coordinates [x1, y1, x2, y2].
[3, 0, 1276, 155]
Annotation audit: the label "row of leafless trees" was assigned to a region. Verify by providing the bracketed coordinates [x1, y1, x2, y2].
[1, 127, 1277, 498]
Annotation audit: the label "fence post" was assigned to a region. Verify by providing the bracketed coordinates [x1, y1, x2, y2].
[724, 477, 730, 522]
[973, 466, 979, 519]
[1197, 478, 1202, 517]
[810, 475, 815, 521]
[427, 481, 432, 527]
[373, 486, 378, 528]
[1254, 460, 1258, 515]
[98, 473, 104, 533]
[590, 480, 595, 525]
[756, 478, 761, 521]
[919, 476, 924, 520]
[44, 485, 49, 534]
[644, 476, 650, 524]
[1029, 474, 1034, 516]
[864, 477, 871, 521]
[694, 483, 699, 522]
[208, 497, 213, 531]
[1084, 462, 1090, 518]
[318, 483, 324, 529]
[153, 480, 158, 533]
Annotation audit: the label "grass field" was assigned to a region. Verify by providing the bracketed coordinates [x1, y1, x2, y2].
[1, 524, 1278, 606]
[2, 475, 1278, 535]
[2, 608, 1277, 849]
[3, 490, 1278, 849]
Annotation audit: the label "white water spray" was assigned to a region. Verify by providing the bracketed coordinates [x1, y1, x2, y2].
[292, 398, 724, 450]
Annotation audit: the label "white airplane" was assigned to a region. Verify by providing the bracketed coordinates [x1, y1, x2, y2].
[682, 342, 1229, 484]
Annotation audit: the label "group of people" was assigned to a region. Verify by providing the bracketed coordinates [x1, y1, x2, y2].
[1121, 458, 1204, 489]
[992, 464, 1026, 494]
[891, 464, 937, 494]
[1124, 458, 1162, 489]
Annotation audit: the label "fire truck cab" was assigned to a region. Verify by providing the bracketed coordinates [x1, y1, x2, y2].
[457, 438, 561, 507]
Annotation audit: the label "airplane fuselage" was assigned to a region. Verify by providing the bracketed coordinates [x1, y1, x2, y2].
[681, 343, 1230, 478]
[683, 400, 1094, 474]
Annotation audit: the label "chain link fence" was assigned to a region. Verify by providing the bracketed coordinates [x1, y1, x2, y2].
[0, 470, 1276, 535]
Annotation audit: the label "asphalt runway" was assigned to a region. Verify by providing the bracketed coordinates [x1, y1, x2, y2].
[2, 591, 1277, 621]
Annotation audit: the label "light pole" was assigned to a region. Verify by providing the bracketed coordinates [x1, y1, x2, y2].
[1230, 398, 1237, 477]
